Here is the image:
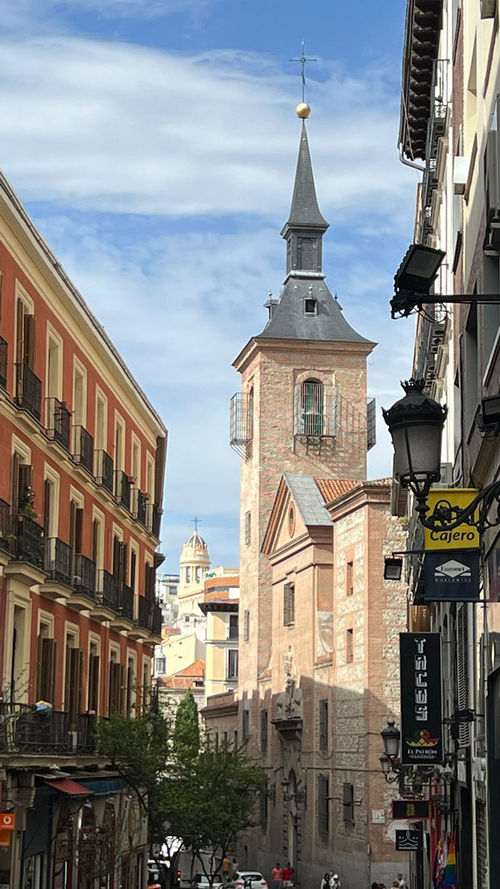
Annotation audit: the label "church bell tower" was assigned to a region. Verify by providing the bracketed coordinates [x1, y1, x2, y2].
[231, 104, 376, 694]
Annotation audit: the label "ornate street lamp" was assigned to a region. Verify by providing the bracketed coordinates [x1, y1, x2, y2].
[382, 380, 500, 533]
[379, 720, 433, 793]
[381, 719, 401, 762]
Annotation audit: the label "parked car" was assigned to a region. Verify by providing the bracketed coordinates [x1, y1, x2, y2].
[229, 872, 268, 889]
[191, 875, 223, 889]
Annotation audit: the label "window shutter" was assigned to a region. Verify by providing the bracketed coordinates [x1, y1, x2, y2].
[11, 452, 20, 513]
[43, 479, 52, 535]
[41, 638, 58, 703]
[88, 654, 100, 713]
[117, 663, 124, 714]
[113, 536, 120, 579]
[35, 635, 44, 701]
[260, 709, 268, 753]
[18, 464, 33, 512]
[23, 313, 36, 370]
[119, 542, 128, 586]
[130, 550, 137, 591]
[16, 299, 24, 364]
[457, 605, 471, 746]
[74, 508, 83, 555]
[319, 699, 328, 750]
[318, 774, 329, 835]
[343, 782, 354, 824]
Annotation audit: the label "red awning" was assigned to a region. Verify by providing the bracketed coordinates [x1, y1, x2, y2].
[44, 779, 95, 796]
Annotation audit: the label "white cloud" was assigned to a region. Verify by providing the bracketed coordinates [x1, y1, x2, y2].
[0, 37, 414, 228]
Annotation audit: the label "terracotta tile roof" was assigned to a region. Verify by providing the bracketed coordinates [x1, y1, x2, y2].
[314, 479, 360, 503]
[175, 658, 205, 678]
[160, 658, 205, 689]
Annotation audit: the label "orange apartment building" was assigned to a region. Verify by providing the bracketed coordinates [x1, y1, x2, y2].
[0, 171, 166, 889]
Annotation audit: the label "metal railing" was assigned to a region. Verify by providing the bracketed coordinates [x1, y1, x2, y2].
[138, 595, 152, 630]
[152, 504, 161, 538]
[10, 514, 45, 568]
[136, 490, 148, 526]
[120, 584, 134, 621]
[114, 470, 131, 511]
[73, 426, 94, 474]
[46, 398, 71, 450]
[15, 363, 42, 421]
[94, 449, 114, 493]
[73, 554, 96, 599]
[0, 499, 10, 551]
[97, 569, 119, 611]
[45, 538, 73, 586]
[151, 603, 162, 637]
[0, 703, 98, 755]
[0, 336, 7, 389]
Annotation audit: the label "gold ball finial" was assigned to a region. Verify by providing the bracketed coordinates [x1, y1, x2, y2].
[296, 102, 311, 119]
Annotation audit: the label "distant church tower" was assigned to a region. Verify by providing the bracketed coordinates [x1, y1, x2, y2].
[231, 106, 376, 694]
[177, 529, 210, 615]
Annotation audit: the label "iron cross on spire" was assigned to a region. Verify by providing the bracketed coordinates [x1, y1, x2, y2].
[290, 40, 317, 103]
[191, 516, 202, 533]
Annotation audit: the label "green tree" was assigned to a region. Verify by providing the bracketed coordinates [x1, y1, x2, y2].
[173, 689, 200, 768]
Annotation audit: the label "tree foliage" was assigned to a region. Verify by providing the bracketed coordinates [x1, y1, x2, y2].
[98, 687, 266, 885]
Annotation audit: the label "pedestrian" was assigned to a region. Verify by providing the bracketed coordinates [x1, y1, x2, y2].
[282, 863, 293, 888]
[320, 874, 331, 889]
[371, 883, 378, 889]
[331, 874, 340, 889]
[222, 857, 231, 881]
[397, 876, 408, 889]
[272, 863, 283, 889]
[231, 859, 239, 879]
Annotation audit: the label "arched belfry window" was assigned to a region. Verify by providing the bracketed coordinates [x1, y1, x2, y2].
[301, 379, 324, 435]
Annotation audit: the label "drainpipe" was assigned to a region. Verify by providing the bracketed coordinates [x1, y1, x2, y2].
[399, 147, 425, 173]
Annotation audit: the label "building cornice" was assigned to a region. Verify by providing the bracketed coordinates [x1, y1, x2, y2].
[233, 334, 375, 375]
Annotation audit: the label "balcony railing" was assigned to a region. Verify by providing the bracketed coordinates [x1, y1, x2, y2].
[152, 504, 161, 538]
[136, 490, 148, 526]
[46, 398, 71, 450]
[0, 703, 98, 755]
[94, 450, 114, 494]
[10, 514, 45, 568]
[114, 470, 131, 511]
[138, 595, 152, 630]
[15, 363, 42, 422]
[0, 499, 10, 551]
[97, 569, 119, 611]
[45, 538, 73, 586]
[120, 584, 134, 621]
[0, 336, 7, 389]
[73, 426, 94, 474]
[152, 603, 162, 636]
[73, 554, 96, 599]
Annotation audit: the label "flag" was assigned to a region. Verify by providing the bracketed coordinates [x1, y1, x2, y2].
[442, 835, 457, 888]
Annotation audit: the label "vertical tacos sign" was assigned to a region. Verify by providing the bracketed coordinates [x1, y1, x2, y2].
[400, 633, 442, 765]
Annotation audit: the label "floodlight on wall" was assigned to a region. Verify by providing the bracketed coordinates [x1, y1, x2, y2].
[384, 557, 403, 581]
[390, 243, 500, 318]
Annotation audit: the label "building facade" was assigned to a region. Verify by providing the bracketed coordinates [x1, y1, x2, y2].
[0, 170, 166, 888]
[397, 1, 500, 887]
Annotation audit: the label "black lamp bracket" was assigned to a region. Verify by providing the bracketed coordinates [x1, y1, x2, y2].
[409, 479, 500, 534]
[391, 289, 500, 319]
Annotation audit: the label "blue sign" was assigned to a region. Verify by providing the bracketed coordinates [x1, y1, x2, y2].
[424, 550, 480, 602]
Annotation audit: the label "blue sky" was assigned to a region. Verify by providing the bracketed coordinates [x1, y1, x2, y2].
[0, 0, 420, 572]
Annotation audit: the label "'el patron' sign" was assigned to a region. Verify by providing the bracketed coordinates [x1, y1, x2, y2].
[400, 633, 442, 765]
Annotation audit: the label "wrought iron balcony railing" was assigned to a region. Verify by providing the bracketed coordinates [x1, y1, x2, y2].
[45, 538, 73, 586]
[94, 449, 114, 494]
[0, 499, 10, 551]
[46, 398, 71, 450]
[10, 514, 45, 568]
[114, 470, 131, 511]
[73, 554, 96, 599]
[120, 584, 134, 621]
[15, 363, 42, 422]
[136, 490, 148, 526]
[0, 336, 7, 389]
[97, 569, 119, 611]
[138, 595, 152, 630]
[152, 603, 162, 637]
[0, 703, 98, 755]
[73, 425, 94, 474]
[152, 504, 161, 538]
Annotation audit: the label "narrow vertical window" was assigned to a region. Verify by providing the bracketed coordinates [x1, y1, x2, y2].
[283, 582, 295, 626]
[260, 709, 268, 754]
[245, 510, 251, 545]
[318, 775, 329, 835]
[346, 628, 354, 663]
[346, 560, 354, 596]
[243, 609, 250, 642]
[301, 379, 324, 435]
[319, 699, 328, 751]
[343, 782, 354, 824]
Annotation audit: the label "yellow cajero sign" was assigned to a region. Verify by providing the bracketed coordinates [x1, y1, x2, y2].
[424, 488, 480, 551]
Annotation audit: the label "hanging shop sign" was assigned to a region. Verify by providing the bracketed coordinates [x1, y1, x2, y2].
[392, 799, 429, 820]
[400, 633, 442, 765]
[424, 550, 480, 602]
[424, 489, 480, 551]
[0, 813, 15, 830]
[396, 829, 423, 851]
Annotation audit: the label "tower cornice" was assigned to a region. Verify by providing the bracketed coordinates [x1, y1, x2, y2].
[233, 334, 376, 374]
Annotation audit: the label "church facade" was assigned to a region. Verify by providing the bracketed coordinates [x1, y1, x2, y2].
[204, 108, 411, 888]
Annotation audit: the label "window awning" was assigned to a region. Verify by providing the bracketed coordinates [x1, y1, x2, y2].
[44, 778, 95, 796]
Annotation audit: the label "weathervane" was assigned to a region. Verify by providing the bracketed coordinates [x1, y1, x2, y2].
[290, 40, 317, 104]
